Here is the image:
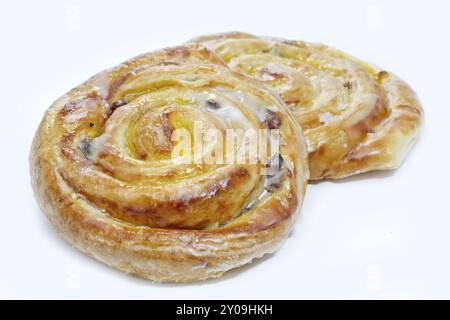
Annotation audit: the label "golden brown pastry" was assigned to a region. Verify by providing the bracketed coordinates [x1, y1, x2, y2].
[30, 44, 309, 282]
[191, 32, 423, 180]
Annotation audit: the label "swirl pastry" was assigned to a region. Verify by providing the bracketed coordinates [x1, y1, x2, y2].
[30, 44, 309, 282]
[191, 32, 423, 180]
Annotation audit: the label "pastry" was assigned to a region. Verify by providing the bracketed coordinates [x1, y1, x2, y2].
[191, 32, 423, 180]
[30, 44, 309, 282]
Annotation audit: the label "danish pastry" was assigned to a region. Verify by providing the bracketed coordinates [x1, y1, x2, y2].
[30, 44, 309, 282]
[191, 32, 423, 180]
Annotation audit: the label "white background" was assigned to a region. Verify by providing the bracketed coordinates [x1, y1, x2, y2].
[1, 0, 449, 299]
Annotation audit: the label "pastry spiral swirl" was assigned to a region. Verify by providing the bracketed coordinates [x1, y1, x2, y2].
[30, 44, 309, 282]
[191, 32, 423, 180]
